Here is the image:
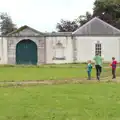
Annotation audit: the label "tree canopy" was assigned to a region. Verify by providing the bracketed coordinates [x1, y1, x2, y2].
[93, 0, 120, 29]
[56, 0, 120, 32]
[0, 13, 17, 35]
[56, 19, 78, 32]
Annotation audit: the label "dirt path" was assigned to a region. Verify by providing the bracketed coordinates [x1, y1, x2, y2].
[0, 77, 119, 87]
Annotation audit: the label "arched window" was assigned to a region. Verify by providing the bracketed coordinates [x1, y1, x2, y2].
[53, 42, 65, 60]
[95, 41, 102, 56]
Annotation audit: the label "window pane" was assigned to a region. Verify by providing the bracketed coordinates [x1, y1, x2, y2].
[95, 43, 102, 56]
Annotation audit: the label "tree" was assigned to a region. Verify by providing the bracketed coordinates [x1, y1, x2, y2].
[56, 19, 79, 32]
[0, 13, 17, 35]
[56, 12, 92, 32]
[93, 0, 120, 29]
[98, 0, 120, 3]
[56, 0, 120, 32]
[75, 12, 92, 26]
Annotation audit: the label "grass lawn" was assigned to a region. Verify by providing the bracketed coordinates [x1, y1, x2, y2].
[1, 84, 120, 120]
[0, 64, 119, 81]
[0, 67, 89, 81]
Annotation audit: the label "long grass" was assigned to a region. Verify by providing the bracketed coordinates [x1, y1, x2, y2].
[0, 84, 120, 120]
[0, 64, 119, 81]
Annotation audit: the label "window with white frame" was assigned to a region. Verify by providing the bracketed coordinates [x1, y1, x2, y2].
[95, 41, 102, 56]
[53, 42, 65, 60]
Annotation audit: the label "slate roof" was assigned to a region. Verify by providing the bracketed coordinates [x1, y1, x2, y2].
[72, 17, 120, 36]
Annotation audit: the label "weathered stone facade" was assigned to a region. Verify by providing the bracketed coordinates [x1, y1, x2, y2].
[7, 27, 46, 64]
[7, 37, 46, 64]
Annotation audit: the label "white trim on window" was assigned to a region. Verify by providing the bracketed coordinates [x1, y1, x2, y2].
[92, 41, 104, 58]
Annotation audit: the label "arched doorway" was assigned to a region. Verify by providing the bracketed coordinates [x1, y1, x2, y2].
[16, 39, 37, 65]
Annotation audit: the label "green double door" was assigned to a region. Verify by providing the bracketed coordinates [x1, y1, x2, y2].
[16, 39, 37, 65]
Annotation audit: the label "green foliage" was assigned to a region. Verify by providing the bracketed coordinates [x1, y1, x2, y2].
[93, 0, 120, 29]
[75, 12, 92, 26]
[56, 12, 92, 32]
[56, 19, 78, 32]
[0, 12, 17, 35]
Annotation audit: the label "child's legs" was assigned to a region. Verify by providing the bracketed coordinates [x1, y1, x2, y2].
[112, 69, 116, 78]
[87, 71, 91, 79]
[95, 65, 99, 77]
[98, 66, 102, 75]
[114, 69, 116, 78]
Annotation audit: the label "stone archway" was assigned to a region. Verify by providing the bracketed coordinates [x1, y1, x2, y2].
[16, 39, 37, 65]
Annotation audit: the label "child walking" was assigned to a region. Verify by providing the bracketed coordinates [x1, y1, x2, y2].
[87, 60, 92, 80]
[110, 57, 117, 79]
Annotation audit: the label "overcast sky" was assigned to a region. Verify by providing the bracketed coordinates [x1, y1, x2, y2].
[0, 0, 95, 32]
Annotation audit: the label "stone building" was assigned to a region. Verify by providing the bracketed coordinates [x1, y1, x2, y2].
[0, 17, 120, 65]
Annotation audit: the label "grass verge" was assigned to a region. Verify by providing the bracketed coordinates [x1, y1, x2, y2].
[0, 84, 120, 120]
